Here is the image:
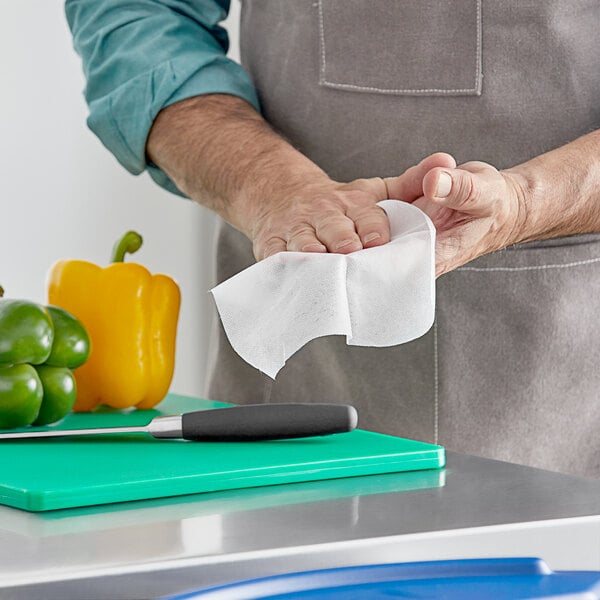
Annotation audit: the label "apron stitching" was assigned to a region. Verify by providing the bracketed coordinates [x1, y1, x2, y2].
[475, 0, 482, 91]
[457, 256, 600, 272]
[317, 0, 327, 83]
[317, 0, 482, 95]
[434, 319, 439, 445]
[321, 82, 479, 94]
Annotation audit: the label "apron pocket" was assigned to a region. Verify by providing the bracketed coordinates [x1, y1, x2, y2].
[318, 0, 482, 96]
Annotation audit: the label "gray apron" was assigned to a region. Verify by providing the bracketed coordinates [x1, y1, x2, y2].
[205, 0, 600, 478]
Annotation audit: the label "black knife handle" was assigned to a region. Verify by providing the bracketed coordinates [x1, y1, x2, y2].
[181, 403, 358, 441]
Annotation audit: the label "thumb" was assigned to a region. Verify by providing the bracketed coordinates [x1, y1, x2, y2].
[384, 152, 456, 202]
[423, 166, 497, 216]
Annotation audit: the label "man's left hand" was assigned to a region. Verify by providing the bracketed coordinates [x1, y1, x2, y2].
[386, 156, 528, 276]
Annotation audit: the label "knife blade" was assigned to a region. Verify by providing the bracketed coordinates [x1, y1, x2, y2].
[0, 403, 358, 442]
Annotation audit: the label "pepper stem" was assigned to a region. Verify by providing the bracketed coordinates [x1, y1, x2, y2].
[0, 285, 4, 298]
[111, 231, 143, 263]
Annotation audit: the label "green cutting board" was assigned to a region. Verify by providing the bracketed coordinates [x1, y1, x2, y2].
[0, 394, 445, 512]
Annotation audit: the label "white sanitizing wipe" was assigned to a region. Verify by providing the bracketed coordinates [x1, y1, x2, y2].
[210, 200, 436, 378]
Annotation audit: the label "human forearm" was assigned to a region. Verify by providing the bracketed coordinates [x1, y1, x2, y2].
[508, 129, 600, 243]
[147, 94, 331, 237]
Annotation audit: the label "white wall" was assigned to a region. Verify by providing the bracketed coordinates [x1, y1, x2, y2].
[0, 1, 242, 398]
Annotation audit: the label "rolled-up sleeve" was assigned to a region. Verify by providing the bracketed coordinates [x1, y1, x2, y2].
[65, 0, 260, 195]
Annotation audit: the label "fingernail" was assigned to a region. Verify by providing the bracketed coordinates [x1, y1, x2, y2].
[435, 172, 452, 199]
[334, 239, 355, 251]
[363, 232, 381, 244]
[301, 243, 326, 252]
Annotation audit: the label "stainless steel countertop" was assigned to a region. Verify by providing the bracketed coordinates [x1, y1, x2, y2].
[1, 452, 599, 599]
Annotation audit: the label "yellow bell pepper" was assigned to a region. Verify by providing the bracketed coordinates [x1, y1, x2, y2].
[47, 232, 181, 411]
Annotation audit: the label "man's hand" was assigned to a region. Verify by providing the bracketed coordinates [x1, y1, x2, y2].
[247, 177, 390, 260]
[393, 129, 600, 276]
[249, 153, 457, 261]
[388, 157, 528, 276]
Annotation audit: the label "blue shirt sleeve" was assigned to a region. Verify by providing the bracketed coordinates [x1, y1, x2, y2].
[65, 0, 260, 196]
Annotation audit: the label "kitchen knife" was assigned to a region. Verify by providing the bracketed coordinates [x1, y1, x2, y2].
[0, 403, 358, 442]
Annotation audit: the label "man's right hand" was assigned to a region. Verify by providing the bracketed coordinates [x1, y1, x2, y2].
[247, 177, 391, 260]
[147, 94, 455, 261]
[247, 153, 456, 260]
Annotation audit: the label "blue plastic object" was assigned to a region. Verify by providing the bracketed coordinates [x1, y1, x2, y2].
[169, 558, 600, 600]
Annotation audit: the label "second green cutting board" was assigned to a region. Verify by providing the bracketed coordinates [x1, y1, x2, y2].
[0, 394, 445, 512]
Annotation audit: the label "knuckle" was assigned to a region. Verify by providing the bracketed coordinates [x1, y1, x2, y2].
[260, 236, 285, 259]
[309, 196, 337, 213]
[331, 186, 372, 206]
[457, 175, 480, 208]
[287, 222, 314, 240]
[357, 220, 386, 234]
[317, 211, 351, 231]
[350, 203, 387, 222]
[350, 177, 372, 188]
[342, 189, 371, 206]
[458, 160, 488, 171]
[340, 178, 367, 192]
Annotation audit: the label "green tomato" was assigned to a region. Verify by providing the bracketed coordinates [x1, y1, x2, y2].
[33, 365, 76, 426]
[45, 305, 91, 369]
[0, 364, 43, 429]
